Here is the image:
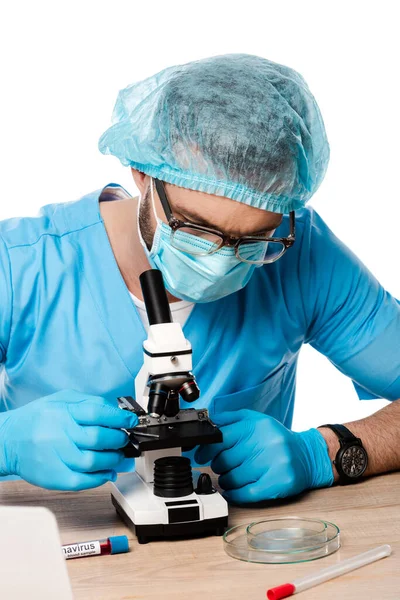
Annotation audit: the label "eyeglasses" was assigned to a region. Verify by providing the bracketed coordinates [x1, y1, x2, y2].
[153, 178, 296, 265]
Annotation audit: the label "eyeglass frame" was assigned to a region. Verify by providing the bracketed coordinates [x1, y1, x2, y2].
[152, 177, 296, 264]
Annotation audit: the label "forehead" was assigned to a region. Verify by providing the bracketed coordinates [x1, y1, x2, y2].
[163, 182, 283, 233]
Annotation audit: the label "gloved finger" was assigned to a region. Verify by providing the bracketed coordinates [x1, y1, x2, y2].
[212, 434, 281, 476]
[222, 480, 267, 504]
[223, 468, 297, 504]
[253, 467, 301, 500]
[32, 462, 117, 492]
[211, 444, 248, 474]
[194, 421, 244, 465]
[68, 399, 138, 430]
[60, 470, 117, 491]
[63, 448, 125, 473]
[73, 425, 131, 451]
[218, 460, 261, 490]
[116, 457, 135, 474]
[211, 409, 251, 427]
[46, 389, 99, 403]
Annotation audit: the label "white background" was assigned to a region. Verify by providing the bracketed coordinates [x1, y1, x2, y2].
[0, 1, 398, 430]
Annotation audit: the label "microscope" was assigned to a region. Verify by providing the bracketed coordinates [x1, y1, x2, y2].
[111, 269, 228, 544]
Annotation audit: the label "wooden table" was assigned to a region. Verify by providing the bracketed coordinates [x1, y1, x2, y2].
[1, 471, 399, 599]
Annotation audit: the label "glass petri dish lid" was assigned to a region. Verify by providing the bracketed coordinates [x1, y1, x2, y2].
[247, 517, 331, 551]
[223, 517, 340, 564]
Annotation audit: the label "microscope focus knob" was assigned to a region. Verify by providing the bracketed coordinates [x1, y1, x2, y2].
[196, 473, 214, 495]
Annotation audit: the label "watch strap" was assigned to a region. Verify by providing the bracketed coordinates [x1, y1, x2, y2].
[320, 423, 358, 444]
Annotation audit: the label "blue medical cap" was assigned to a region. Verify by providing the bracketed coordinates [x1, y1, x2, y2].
[98, 53, 330, 213]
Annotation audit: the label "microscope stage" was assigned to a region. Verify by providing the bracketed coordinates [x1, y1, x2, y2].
[124, 414, 222, 457]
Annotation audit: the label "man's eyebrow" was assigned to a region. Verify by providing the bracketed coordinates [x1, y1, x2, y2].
[178, 209, 283, 236]
[179, 210, 222, 230]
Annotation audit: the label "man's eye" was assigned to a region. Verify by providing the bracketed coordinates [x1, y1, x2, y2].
[176, 226, 221, 244]
[194, 230, 214, 239]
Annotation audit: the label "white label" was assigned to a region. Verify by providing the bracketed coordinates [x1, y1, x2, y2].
[62, 540, 101, 559]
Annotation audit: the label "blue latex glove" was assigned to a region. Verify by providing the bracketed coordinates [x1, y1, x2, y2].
[194, 409, 334, 504]
[0, 390, 138, 491]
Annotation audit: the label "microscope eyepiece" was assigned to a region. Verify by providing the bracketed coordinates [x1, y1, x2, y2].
[140, 269, 172, 325]
[179, 379, 200, 403]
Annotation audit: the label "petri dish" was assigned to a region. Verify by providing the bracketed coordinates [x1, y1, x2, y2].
[223, 517, 340, 564]
[247, 517, 330, 551]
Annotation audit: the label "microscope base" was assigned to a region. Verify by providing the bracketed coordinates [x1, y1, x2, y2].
[112, 496, 228, 544]
[110, 471, 229, 544]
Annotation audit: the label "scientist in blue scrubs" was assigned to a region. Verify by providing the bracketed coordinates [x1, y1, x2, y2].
[0, 54, 399, 501]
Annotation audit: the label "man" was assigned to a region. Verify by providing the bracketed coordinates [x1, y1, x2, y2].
[0, 54, 399, 502]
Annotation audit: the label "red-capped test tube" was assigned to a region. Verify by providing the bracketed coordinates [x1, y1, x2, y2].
[266, 545, 391, 599]
[62, 535, 129, 559]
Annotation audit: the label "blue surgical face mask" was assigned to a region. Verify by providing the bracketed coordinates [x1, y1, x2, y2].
[137, 178, 266, 303]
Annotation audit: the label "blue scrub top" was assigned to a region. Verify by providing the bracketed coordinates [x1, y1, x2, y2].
[1, 185, 399, 430]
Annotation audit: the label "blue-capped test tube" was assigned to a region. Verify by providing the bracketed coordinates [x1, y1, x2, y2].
[62, 535, 129, 559]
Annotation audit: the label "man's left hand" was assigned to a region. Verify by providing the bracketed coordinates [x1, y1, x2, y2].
[194, 409, 334, 504]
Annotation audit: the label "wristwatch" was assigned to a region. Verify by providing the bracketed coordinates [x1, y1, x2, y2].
[319, 424, 368, 485]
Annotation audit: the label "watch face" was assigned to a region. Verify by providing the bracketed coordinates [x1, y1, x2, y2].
[341, 445, 368, 478]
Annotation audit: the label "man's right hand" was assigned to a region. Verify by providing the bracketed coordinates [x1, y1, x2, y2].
[0, 390, 138, 491]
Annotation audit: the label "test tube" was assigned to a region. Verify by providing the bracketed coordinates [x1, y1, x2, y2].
[267, 544, 392, 599]
[62, 535, 129, 559]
